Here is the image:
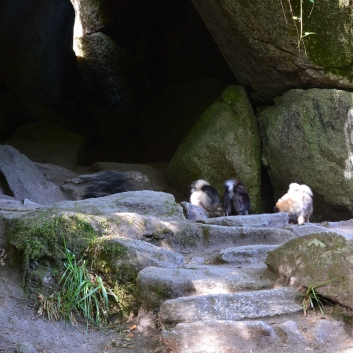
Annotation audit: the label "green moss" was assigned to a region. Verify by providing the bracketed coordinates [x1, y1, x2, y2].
[6, 210, 145, 318]
[220, 85, 243, 105]
[331, 305, 353, 324]
[163, 201, 183, 218]
[9, 211, 99, 268]
[6, 211, 105, 301]
[100, 261, 139, 317]
[148, 282, 173, 308]
[153, 282, 172, 297]
[294, 1, 353, 80]
[174, 225, 198, 247]
[86, 240, 138, 316]
[100, 241, 127, 258]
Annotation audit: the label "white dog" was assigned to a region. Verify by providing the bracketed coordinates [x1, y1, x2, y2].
[275, 183, 313, 224]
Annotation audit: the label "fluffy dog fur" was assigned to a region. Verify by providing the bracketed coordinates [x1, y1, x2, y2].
[275, 183, 313, 224]
[190, 179, 220, 210]
[223, 179, 251, 216]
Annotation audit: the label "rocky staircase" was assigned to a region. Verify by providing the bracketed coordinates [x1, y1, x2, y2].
[2, 190, 352, 353]
[137, 213, 350, 353]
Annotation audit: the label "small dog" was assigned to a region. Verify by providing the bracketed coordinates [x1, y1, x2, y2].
[223, 179, 251, 216]
[275, 183, 313, 224]
[190, 179, 220, 210]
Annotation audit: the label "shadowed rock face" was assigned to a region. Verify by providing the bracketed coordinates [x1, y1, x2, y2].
[191, 0, 353, 104]
[6, 121, 85, 170]
[0, 0, 75, 104]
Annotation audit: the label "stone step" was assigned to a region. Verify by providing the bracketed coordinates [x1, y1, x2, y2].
[196, 224, 296, 248]
[137, 265, 275, 308]
[199, 212, 289, 228]
[159, 287, 302, 324]
[218, 244, 279, 268]
[161, 317, 346, 353]
[162, 320, 280, 353]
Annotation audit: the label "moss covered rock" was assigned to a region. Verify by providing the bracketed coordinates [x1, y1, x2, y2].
[1, 191, 187, 315]
[266, 232, 353, 310]
[259, 88, 353, 221]
[191, 0, 353, 103]
[166, 85, 261, 213]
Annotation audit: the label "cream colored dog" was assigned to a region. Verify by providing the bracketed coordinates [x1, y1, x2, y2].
[275, 183, 313, 224]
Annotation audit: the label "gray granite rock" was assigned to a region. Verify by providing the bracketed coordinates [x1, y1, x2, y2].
[159, 287, 302, 324]
[137, 266, 274, 308]
[277, 320, 304, 344]
[92, 162, 169, 191]
[200, 212, 289, 228]
[180, 201, 208, 222]
[162, 320, 279, 353]
[219, 244, 279, 268]
[61, 170, 152, 200]
[266, 232, 353, 309]
[15, 342, 38, 353]
[104, 237, 184, 275]
[310, 320, 345, 344]
[0, 145, 69, 204]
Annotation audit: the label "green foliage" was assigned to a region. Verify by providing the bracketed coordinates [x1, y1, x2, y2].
[9, 212, 98, 268]
[298, 278, 337, 316]
[85, 237, 128, 269]
[9, 211, 141, 322]
[38, 246, 119, 327]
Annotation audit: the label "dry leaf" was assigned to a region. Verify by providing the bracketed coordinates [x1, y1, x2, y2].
[126, 333, 134, 338]
[129, 324, 137, 331]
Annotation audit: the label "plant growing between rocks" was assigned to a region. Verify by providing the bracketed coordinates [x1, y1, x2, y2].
[297, 278, 337, 316]
[280, 0, 316, 54]
[7, 212, 137, 326]
[38, 245, 119, 327]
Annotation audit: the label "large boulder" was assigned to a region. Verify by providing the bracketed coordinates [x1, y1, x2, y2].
[76, 32, 136, 112]
[53, 190, 186, 222]
[61, 170, 152, 200]
[166, 85, 261, 212]
[191, 0, 353, 104]
[0, 192, 186, 317]
[259, 88, 353, 221]
[0, 0, 75, 104]
[0, 145, 68, 204]
[6, 121, 85, 170]
[75, 32, 139, 147]
[92, 162, 169, 191]
[266, 232, 353, 310]
[0, 93, 64, 132]
[35, 163, 78, 186]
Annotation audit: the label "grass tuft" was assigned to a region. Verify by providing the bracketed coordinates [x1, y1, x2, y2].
[297, 278, 337, 316]
[38, 247, 118, 327]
